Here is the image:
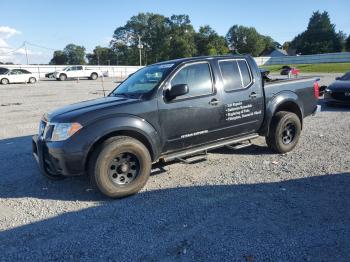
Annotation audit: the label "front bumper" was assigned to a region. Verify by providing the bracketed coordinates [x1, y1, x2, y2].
[323, 93, 350, 106]
[323, 98, 350, 106]
[32, 135, 86, 177]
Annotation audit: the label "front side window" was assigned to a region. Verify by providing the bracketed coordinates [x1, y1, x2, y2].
[76, 66, 83, 70]
[10, 69, 22, 75]
[170, 63, 213, 98]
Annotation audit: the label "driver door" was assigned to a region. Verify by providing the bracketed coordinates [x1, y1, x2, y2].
[158, 61, 223, 153]
[9, 69, 26, 83]
[65, 66, 76, 78]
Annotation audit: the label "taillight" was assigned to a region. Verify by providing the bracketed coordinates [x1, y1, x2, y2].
[314, 81, 320, 98]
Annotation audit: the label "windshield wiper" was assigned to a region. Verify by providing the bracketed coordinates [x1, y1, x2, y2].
[112, 93, 142, 99]
[111, 93, 131, 98]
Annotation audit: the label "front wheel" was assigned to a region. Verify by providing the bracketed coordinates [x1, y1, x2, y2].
[89, 136, 152, 198]
[1, 78, 9, 85]
[266, 111, 301, 153]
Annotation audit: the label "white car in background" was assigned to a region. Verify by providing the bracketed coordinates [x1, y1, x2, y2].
[52, 66, 103, 81]
[0, 68, 39, 85]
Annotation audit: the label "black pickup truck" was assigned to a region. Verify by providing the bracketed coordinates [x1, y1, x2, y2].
[32, 55, 320, 198]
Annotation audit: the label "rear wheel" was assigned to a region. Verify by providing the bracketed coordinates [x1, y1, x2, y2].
[59, 74, 67, 81]
[1, 78, 9, 85]
[90, 73, 98, 80]
[266, 111, 301, 153]
[89, 136, 152, 198]
[28, 77, 36, 84]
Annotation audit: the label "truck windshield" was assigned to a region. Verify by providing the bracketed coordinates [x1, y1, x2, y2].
[110, 63, 174, 98]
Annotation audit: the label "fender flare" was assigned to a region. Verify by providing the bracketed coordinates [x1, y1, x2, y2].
[83, 115, 161, 163]
[260, 91, 304, 136]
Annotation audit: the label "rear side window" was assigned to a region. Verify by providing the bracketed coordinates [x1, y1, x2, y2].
[219, 61, 241, 91]
[237, 60, 252, 87]
[219, 59, 252, 91]
[171, 62, 213, 98]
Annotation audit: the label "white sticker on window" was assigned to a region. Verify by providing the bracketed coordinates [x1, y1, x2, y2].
[158, 64, 174, 69]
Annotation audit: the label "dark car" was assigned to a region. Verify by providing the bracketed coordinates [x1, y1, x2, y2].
[280, 65, 292, 75]
[324, 71, 350, 106]
[45, 72, 55, 78]
[32, 55, 320, 198]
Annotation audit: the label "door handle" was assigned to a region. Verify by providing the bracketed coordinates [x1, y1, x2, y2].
[209, 98, 220, 106]
[249, 92, 257, 99]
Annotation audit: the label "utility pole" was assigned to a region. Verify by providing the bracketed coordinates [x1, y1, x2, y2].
[137, 35, 143, 66]
[24, 41, 29, 65]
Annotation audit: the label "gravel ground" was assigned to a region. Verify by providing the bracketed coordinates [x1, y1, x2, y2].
[0, 74, 350, 261]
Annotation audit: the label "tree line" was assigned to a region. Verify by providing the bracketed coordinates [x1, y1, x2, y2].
[49, 11, 350, 66]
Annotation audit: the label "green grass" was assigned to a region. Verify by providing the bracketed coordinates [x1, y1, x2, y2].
[261, 63, 350, 73]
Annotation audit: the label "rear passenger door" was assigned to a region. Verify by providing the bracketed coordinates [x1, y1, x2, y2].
[20, 69, 32, 82]
[217, 59, 264, 137]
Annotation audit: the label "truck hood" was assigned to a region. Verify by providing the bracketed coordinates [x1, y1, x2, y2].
[46, 96, 138, 123]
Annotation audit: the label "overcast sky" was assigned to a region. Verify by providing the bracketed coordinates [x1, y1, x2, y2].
[1, 0, 349, 64]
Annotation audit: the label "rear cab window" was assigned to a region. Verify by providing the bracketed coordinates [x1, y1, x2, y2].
[218, 59, 253, 91]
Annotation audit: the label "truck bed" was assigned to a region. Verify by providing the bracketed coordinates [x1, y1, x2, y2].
[263, 76, 319, 118]
[264, 76, 318, 86]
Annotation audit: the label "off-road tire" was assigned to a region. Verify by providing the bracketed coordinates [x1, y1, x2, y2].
[266, 111, 301, 153]
[88, 136, 152, 198]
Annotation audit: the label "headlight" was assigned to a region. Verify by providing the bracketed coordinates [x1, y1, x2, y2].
[51, 122, 82, 141]
[38, 120, 46, 136]
[325, 88, 332, 94]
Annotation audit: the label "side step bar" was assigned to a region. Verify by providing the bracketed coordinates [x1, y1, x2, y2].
[226, 141, 252, 150]
[161, 134, 259, 163]
[176, 151, 208, 164]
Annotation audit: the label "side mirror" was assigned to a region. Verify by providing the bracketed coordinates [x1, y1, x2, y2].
[336, 77, 340, 80]
[165, 84, 189, 100]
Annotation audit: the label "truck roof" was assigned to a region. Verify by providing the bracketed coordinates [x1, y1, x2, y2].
[153, 54, 252, 66]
